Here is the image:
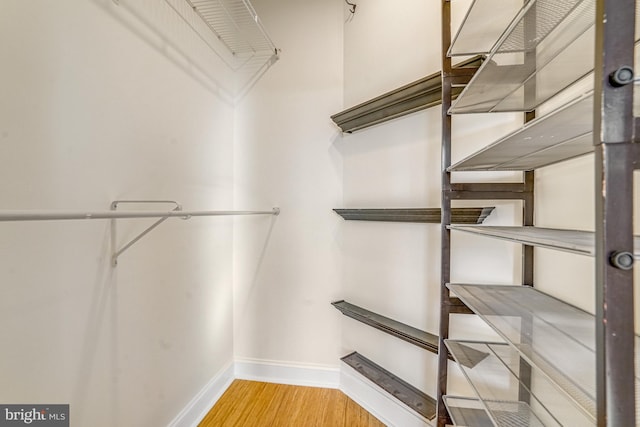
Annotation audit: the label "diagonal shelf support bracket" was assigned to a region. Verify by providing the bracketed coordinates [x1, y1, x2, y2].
[109, 201, 280, 266]
[111, 200, 186, 267]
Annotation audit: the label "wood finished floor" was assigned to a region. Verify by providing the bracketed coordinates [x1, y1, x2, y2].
[198, 380, 386, 427]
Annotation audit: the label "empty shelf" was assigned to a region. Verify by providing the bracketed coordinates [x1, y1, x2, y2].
[331, 56, 483, 133]
[446, 340, 560, 426]
[448, 284, 640, 422]
[449, 0, 525, 56]
[448, 225, 640, 259]
[332, 300, 439, 353]
[334, 207, 494, 224]
[464, 339, 594, 425]
[443, 396, 493, 427]
[341, 351, 436, 420]
[331, 300, 489, 367]
[451, 0, 599, 113]
[190, 0, 277, 56]
[451, 0, 640, 113]
[187, 0, 280, 83]
[449, 92, 593, 171]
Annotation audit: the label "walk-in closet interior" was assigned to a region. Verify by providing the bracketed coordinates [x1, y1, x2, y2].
[1, 0, 638, 426]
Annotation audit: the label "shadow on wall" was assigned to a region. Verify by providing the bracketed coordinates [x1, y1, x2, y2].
[90, 0, 280, 105]
[72, 223, 119, 426]
[235, 53, 280, 103]
[90, 0, 235, 104]
[245, 214, 278, 305]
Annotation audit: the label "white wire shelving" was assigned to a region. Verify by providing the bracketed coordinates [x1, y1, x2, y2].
[186, 0, 279, 94]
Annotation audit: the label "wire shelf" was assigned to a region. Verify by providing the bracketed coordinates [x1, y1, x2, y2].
[189, 0, 276, 57]
[450, 0, 533, 57]
[450, 0, 640, 114]
[448, 225, 640, 259]
[449, 92, 593, 171]
[445, 339, 558, 426]
[443, 396, 494, 427]
[186, 0, 279, 94]
[333, 207, 495, 224]
[450, 0, 595, 113]
[448, 284, 640, 425]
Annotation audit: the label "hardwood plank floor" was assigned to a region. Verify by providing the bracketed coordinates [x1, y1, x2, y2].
[199, 380, 386, 427]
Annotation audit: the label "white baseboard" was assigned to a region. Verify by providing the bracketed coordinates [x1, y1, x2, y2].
[340, 362, 432, 427]
[167, 362, 235, 427]
[234, 357, 341, 388]
[169, 359, 430, 427]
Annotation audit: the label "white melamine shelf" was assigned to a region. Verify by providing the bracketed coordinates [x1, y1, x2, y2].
[448, 225, 640, 259]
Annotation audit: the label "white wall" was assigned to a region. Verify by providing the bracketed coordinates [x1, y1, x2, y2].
[233, 0, 345, 367]
[0, 1, 238, 426]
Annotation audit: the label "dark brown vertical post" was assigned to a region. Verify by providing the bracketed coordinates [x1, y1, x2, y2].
[514, 121, 537, 407]
[521, 0, 536, 288]
[518, 145, 535, 405]
[593, 0, 636, 425]
[437, 1, 453, 426]
[518, 0, 536, 402]
[522, 173, 535, 283]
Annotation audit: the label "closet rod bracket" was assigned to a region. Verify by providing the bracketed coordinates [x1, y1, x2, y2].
[109, 201, 280, 266]
[111, 200, 186, 267]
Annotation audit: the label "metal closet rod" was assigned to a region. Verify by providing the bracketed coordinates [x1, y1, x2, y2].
[0, 208, 280, 221]
[0, 200, 280, 266]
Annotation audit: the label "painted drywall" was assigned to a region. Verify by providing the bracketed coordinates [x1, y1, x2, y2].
[233, 0, 345, 366]
[0, 1, 239, 426]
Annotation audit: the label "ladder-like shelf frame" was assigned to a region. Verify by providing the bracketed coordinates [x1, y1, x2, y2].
[438, 0, 639, 426]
